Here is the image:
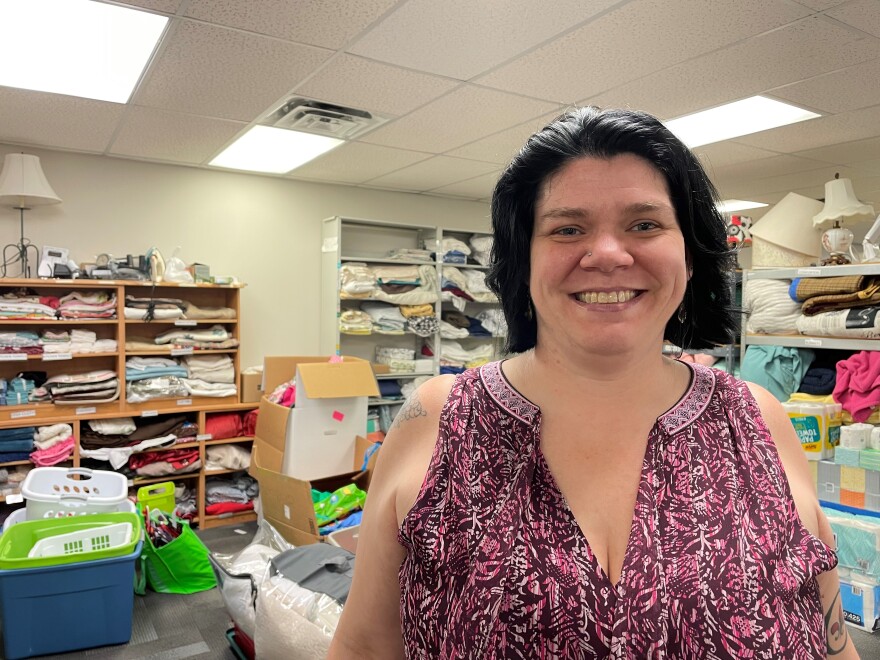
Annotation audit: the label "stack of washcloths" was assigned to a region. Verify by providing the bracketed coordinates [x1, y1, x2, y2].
[57, 291, 117, 319]
[153, 324, 238, 349]
[182, 354, 237, 397]
[44, 370, 120, 404]
[0, 291, 58, 319]
[41, 328, 118, 354]
[125, 357, 188, 403]
[31, 423, 74, 466]
[0, 331, 42, 356]
[0, 427, 34, 462]
[124, 295, 187, 320]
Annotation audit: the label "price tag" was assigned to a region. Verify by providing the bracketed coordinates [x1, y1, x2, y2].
[10, 410, 36, 419]
[0, 353, 28, 361]
[141, 410, 158, 418]
[177, 398, 192, 406]
[171, 347, 194, 356]
[174, 320, 197, 327]
[75, 406, 97, 415]
[5, 493, 23, 504]
[196, 433, 213, 441]
[797, 268, 822, 276]
[804, 338, 823, 347]
[42, 353, 72, 361]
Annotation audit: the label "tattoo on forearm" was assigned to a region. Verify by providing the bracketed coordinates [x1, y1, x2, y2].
[391, 394, 427, 431]
[825, 590, 848, 656]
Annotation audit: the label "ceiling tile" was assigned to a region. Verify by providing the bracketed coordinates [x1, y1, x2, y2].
[364, 156, 499, 191]
[772, 56, 880, 113]
[790, 0, 850, 9]
[185, 0, 397, 49]
[446, 111, 562, 164]
[796, 135, 880, 164]
[348, 0, 621, 80]
[711, 154, 833, 184]
[586, 16, 880, 120]
[359, 85, 559, 152]
[693, 142, 781, 172]
[428, 170, 502, 199]
[734, 103, 880, 152]
[295, 55, 459, 117]
[289, 142, 432, 184]
[133, 20, 332, 121]
[108, 106, 246, 164]
[721, 165, 857, 199]
[110, 0, 182, 13]
[827, 0, 880, 37]
[0, 87, 124, 153]
[476, 0, 811, 102]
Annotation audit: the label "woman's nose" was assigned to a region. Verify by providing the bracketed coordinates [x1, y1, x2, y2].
[580, 233, 634, 269]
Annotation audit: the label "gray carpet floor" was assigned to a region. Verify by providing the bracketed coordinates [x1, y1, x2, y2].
[7, 520, 880, 658]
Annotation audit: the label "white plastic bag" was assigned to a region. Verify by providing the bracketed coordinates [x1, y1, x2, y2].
[163, 247, 194, 283]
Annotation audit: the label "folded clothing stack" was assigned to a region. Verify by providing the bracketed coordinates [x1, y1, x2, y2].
[154, 324, 238, 350]
[0, 331, 42, 355]
[0, 376, 37, 405]
[124, 295, 187, 320]
[361, 302, 407, 334]
[41, 328, 118, 355]
[0, 465, 31, 497]
[0, 426, 34, 462]
[43, 370, 120, 404]
[182, 354, 237, 398]
[182, 302, 236, 320]
[30, 423, 75, 467]
[57, 290, 117, 319]
[205, 444, 251, 472]
[205, 410, 257, 440]
[205, 474, 259, 515]
[129, 447, 200, 477]
[0, 291, 58, 319]
[469, 235, 493, 266]
[125, 356, 189, 403]
[80, 415, 198, 468]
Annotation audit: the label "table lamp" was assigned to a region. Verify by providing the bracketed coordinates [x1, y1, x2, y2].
[0, 153, 62, 278]
[813, 174, 874, 265]
[749, 192, 824, 267]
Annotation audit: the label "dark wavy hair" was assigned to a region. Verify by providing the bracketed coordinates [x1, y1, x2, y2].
[487, 106, 738, 354]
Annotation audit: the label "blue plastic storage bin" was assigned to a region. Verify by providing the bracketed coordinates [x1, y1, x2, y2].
[0, 540, 142, 659]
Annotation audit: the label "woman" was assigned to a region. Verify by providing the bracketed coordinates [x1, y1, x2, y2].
[329, 108, 857, 658]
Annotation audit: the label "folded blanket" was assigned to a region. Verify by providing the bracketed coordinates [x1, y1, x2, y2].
[744, 279, 801, 335]
[797, 307, 880, 339]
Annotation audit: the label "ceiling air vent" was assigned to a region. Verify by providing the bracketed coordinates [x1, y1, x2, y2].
[269, 98, 387, 139]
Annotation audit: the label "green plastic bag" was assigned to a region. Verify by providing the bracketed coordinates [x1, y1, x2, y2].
[135, 522, 217, 595]
[314, 484, 367, 528]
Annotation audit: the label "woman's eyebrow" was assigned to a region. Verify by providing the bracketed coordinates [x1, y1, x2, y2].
[537, 207, 587, 222]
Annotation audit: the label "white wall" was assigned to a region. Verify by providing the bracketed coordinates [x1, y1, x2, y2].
[0, 145, 492, 367]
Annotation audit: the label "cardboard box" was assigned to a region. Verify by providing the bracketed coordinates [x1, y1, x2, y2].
[240, 372, 262, 403]
[259, 356, 379, 480]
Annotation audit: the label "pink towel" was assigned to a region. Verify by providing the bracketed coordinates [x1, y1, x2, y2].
[833, 351, 880, 422]
[29, 436, 74, 467]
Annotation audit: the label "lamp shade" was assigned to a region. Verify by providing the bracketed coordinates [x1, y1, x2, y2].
[813, 176, 874, 229]
[0, 153, 62, 208]
[749, 192, 824, 258]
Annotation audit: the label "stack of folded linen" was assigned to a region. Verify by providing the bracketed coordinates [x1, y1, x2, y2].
[124, 295, 187, 320]
[80, 415, 193, 469]
[0, 331, 42, 355]
[41, 328, 117, 354]
[182, 301, 236, 319]
[339, 263, 376, 299]
[0, 291, 58, 319]
[361, 302, 407, 334]
[469, 235, 493, 266]
[386, 247, 434, 262]
[129, 447, 200, 477]
[154, 324, 238, 349]
[57, 291, 117, 319]
[0, 427, 34, 462]
[205, 474, 259, 515]
[44, 370, 120, 404]
[182, 354, 237, 398]
[125, 356, 189, 403]
[339, 309, 372, 335]
[0, 465, 31, 497]
[31, 423, 75, 466]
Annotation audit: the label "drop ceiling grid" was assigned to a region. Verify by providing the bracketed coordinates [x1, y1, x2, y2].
[474, 0, 812, 103]
[445, 111, 565, 164]
[131, 19, 334, 120]
[770, 56, 880, 113]
[289, 142, 434, 185]
[360, 155, 499, 191]
[826, 0, 880, 38]
[427, 170, 503, 199]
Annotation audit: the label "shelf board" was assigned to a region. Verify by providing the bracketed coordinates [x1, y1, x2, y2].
[0, 319, 117, 325]
[0, 460, 32, 467]
[746, 264, 880, 280]
[744, 333, 880, 351]
[204, 467, 249, 476]
[125, 319, 238, 324]
[0, 278, 244, 289]
[375, 372, 433, 380]
[340, 256, 435, 266]
[204, 436, 254, 446]
[444, 263, 488, 270]
[130, 472, 199, 487]
[0, 351, 119, 362]
[200, 510, 257, 529]
[126, 349, 238, 356]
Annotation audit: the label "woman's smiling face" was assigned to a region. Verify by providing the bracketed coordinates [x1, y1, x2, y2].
[529, 153, 688, 356]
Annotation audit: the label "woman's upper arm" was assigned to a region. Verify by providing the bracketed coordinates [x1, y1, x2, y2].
[328, 375, 455, 659]
[746, 382, 861, 658]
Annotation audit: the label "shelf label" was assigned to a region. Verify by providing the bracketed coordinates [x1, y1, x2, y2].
[196, 433, 213, 441]
[797, 268, 822, 276]
[177, 398, 192, 406]
[322, 237, 338, 253]
[174, 320, 197, 327]
[42, 353, 72, 361]
[141, 410, 158, 418]
[804, 338, 823, 347]
[0, 353, 28, 361]
[5, 493, 23, 504]
[75, 406, 97, 415]
[10, 410, 36, 419]
[171, 347, 194, 356]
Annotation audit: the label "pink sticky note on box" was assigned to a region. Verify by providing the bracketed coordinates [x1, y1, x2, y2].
[332, 410, 345, 422]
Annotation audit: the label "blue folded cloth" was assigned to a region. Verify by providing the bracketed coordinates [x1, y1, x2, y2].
[125, 367, 188, 381]
[0, 451, 31, 462]
[0, 439, 34, 452]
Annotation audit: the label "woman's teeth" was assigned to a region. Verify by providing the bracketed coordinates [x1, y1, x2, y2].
[575, 290, 636, 304]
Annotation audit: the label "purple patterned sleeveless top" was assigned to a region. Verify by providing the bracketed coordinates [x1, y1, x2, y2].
[398, 361, 837, 659]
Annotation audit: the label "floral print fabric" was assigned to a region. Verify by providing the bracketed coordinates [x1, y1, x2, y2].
[398, 361, 837, 659]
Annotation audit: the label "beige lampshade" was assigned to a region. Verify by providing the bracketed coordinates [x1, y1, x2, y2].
[0, 153, 62, 209]
[749, 192, 824, 259]
[813, 176, 874, 229]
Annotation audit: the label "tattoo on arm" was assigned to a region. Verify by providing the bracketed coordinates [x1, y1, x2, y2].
[825, 590, 849, 656]
[390, 394, 427, 431]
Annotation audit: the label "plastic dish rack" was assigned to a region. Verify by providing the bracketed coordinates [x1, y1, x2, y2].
[21, 467, 128, 519]
[27, 522, 133, 559]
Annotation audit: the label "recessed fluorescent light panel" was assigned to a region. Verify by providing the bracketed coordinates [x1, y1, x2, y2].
[0, 0, 167, 104]
[717, 199, 769, 213]
[666, 96, 820, 148]
[209, 126, 343, 174]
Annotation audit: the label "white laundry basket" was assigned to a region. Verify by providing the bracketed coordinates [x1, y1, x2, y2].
[21, 467, 128, 520]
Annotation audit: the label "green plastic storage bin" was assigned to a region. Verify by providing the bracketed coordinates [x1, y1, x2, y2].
[0, 512, 141, 569]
